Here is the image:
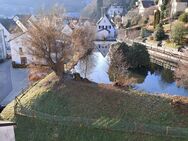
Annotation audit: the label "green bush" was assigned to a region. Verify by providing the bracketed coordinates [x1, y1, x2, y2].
[127, 43, 150, 68]
[154, 24, 165, 41]
[171, 22, 186, 45]
[179, 12, 188, 23]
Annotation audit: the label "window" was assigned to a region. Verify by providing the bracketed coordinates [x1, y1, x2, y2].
[109, 26, 111, 29]
[19, 47, 23, 55]
[99, 26, 101, 29]
[102, 26, 104, 29]
[105, 26, 108, 29]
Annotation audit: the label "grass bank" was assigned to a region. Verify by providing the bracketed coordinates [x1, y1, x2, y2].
[1, 73, 188, 141]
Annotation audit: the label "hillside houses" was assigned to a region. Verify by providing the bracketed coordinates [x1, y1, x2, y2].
[136, 0, 156, 15]
[107, 4, 125, 19]
[158, 0, 188, 15]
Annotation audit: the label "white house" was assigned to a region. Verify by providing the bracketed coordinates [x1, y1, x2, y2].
[0, 18, 18, 58]
[107, 4, 124, 19]
[9, 15, 33, 65]
[62, 24, 73, 36]
[0, 15, 32, 64]
[0, 29, 6, 60]
[96, 15, 117, 41]
[137, 0, 155, 15]
[171, 0, 188, 15]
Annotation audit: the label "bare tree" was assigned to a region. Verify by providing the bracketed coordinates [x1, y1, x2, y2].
[72, 25, 95, 57]
[25, 6, 95, 81]
[175, 52, 188, 88]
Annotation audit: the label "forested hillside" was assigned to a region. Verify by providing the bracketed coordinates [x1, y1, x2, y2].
[0, 0, 91, 17]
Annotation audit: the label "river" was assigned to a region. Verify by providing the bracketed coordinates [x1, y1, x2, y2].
[74, 50, 188, 97]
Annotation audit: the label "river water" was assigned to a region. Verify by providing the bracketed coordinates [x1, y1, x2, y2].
[74, 52, 188, 97]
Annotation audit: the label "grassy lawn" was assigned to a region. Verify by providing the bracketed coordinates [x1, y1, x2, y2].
[1, 73, 188, 141]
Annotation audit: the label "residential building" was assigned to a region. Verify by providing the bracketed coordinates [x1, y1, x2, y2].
[62, 24, 74, 36]
[96, 15, 117, 41]
[0, 29, 6, 61]
[137, 0, 155, 15]
[158, 0, 188, 15]
[107, 4, 124, 19]
[171, 0, 188, 15]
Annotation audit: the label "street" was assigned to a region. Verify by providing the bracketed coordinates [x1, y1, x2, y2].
[0, 60, 28, 105]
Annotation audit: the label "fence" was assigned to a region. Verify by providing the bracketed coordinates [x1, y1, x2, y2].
[14, 96, 188, 139]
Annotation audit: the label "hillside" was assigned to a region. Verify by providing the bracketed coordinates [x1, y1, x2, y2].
[1, 72, 188, 140]
[81, 0, 136, 19]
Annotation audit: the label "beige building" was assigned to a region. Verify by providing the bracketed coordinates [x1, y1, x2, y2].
[158, 0, 188, 15]
[171, 0, 188, 15]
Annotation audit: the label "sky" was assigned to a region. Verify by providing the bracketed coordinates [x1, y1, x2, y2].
[0, 0, 91, 17]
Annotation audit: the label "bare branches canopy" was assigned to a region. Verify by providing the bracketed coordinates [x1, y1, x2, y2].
[24, 6, 95, 80]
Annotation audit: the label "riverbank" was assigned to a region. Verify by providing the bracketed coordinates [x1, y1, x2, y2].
[1, 72, 188, 141]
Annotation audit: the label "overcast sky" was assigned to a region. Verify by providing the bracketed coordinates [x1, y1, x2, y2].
[0, 0, 91, 17]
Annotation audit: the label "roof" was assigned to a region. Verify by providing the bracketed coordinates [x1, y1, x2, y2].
[0, 18, 21, 34]
[14, 15, 31, 28]
[97, 15, 116, 27]
[141, 0, 155, 8]
[0, 121, 16, 127]
[0, 14, 31, 34]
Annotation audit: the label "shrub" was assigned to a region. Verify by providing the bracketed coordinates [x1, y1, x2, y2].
[141, 28, 152, 38]
[179, 12, 188, 23]
[154, 24, 165, 41]
[171, 22, 186, 45]
[127, 43, 150, 68]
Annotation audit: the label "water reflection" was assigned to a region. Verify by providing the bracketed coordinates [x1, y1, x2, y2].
[74, 44, 188, 96]
[74, 52, 111, 84]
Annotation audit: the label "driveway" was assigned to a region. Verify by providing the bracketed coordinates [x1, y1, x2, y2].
[0, 60, 28, 105]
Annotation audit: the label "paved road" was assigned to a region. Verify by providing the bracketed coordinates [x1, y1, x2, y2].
[0, 60, 28, 105]
[0, 61, 12, 103]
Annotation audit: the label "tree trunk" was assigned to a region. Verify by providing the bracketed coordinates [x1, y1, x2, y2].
[54, 62, 65, 81]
